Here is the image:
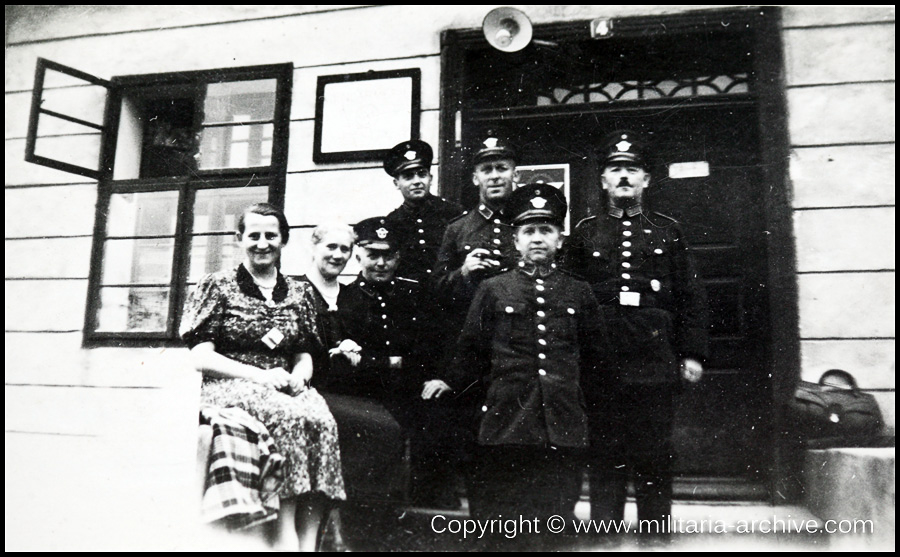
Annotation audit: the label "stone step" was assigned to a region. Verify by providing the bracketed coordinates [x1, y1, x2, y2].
[804, 447, 895, 550]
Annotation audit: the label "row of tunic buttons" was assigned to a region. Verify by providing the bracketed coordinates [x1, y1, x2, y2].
[536, 278, 548, 376]
[590, 220, 664, 292]
[377, 293, 391, 346]
[621, 221, 634, 292]
[414, 218, 434, 274]
[485, 279, 555, 413]
[464, 216, 504, 258]
[415, 218, 426, 246]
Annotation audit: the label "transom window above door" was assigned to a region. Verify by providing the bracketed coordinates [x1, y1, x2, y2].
[461, 27, 756, 112]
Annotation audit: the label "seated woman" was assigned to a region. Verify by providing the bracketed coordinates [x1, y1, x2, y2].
[181, 203, 345, 551]
[299, 222, 408, 503]
[296, 222, 357, 390]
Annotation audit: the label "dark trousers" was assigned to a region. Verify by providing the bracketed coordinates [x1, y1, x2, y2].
[587, 387, 675, 531]
[471, 445, 582, 523]
[384, 396, 466, 503]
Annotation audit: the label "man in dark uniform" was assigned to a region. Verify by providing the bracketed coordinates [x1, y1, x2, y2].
[383, 140, 463, 283]
[448, 184, 608, 533]
[430, 131, 521, 517]
[561, 131, 709, 538]
[431, 130, 520, 335]
[333, 217, 460, 507]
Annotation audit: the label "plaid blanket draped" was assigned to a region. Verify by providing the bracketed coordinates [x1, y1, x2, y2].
[200, 406, 285, 530]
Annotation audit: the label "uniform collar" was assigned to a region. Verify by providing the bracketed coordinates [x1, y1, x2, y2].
[236, 263, 288, 303]
[477, 203, 497, 220]
[517, 260, 557, 278]
[356, 274, 396, 297]
[401, 193, 438, 213]
[607, 204, 643, 219]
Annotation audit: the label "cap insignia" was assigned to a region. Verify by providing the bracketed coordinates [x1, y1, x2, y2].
[615, 140, 631, 152]
[530, 197, 547, 209]
[376, 227, 389, 239]
[483, 137, 499, 149]
[404, 150, 416, 161]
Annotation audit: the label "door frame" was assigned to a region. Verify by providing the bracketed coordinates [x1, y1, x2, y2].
[438, 6, 800, 502]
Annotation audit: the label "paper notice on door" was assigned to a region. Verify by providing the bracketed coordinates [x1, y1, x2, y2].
[669, 161, 710, 179]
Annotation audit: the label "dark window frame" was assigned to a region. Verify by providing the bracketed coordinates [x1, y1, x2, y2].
[23, 61, 293, 346]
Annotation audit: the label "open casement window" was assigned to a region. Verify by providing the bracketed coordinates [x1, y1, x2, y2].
[25, 59, 293, 343]
[25, 58, 112, 179]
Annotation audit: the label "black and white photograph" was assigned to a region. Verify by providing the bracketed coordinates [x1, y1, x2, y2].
[5, 5, 894, 552]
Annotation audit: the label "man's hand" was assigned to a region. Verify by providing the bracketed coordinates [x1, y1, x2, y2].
[421, 380, 452, 400]
[681, 358, 703, 383]
[460, 248, 500, 277]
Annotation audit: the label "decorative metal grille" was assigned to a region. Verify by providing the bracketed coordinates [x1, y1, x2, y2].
[536, 74, 750, 106]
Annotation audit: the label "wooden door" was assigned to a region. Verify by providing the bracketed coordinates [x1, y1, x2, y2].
[445, 9, 788, 497]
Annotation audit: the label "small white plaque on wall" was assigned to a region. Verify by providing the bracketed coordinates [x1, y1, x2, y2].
[668, 161, 710, 179]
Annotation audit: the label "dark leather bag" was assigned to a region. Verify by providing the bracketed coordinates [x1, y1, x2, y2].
[788, 369, 884, 448]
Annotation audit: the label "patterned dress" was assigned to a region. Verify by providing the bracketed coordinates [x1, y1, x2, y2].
[181, 264, 346, 501]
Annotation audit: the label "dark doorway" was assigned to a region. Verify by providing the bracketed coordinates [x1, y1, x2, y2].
[441, 8, 794, 499]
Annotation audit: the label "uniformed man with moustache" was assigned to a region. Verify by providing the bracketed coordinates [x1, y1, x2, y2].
[561, 131, 709, 539]
[448, 183, 608, 533]
[383, 140, 463, 283]
[332, 217, 461, 508]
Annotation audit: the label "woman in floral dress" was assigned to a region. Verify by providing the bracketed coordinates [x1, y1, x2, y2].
[181, 203, 345, 551]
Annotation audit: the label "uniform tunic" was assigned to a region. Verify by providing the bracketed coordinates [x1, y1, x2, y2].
[181, 265, 346, 501]
[431, 205, 517, 329]
[450, 263, 607, 448]
[384, 194, 463, 283]
[333, 276, 437, 401]
[561, 206, 708, 385]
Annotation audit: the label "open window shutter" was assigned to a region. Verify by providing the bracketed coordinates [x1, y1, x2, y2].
[25, 58, 113, 180]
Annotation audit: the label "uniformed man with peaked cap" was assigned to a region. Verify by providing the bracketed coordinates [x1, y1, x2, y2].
[332, 216, 462, 507]
[431, 129, 520, 335]
[383, 140, 463, 283]
[448, 183, 608, 532]
[428, 130, 524, 515]
[561, 130, 709, 538]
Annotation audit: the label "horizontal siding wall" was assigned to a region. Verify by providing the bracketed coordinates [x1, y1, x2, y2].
[5, 12, 896, 539]
[784, 8, 896, 433]
[16, 14, 775, 539]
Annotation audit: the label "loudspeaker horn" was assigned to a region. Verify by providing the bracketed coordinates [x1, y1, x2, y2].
[482, 7, 533, 52]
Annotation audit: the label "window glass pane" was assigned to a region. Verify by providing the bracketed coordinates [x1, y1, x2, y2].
[95, 286, 169, 333]
[40, 84, 108, 127]
[33, 116, 102, 171]
[203, 79, 276, 124]
[101, 238, 175, 285]
[107, 191, 179, 236]
[193, 186, 268, 233]
[189, 234, 241, 282]
[197, 123, 274, 169]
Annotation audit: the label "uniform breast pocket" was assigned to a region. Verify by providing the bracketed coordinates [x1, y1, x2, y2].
[547, 307, 578, 345]
[494, 301, 530, 340]
[586, 249, 614, 277]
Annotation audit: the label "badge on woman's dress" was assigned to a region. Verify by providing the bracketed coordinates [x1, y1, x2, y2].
[261, 327, 285, 349]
